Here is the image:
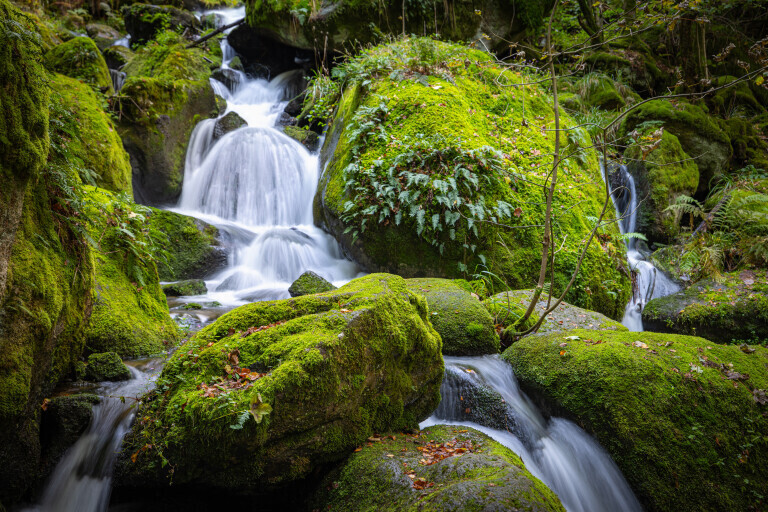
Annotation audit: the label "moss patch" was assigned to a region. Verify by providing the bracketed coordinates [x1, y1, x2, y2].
[85, 351, 131, 381]
[44, 36, 112, 93]
[163, 279, 207, 296]
[288, 271, 336, 297]
[504, 329, 768, 512]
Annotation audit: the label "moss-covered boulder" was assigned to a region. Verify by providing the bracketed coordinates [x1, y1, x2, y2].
[103, 44, 134, 69]
[85, 352, 131, 381]
[115, 274, 443, 492]
[624, 130, 699, 243]
[503, 329, 768, 512]
[40, 394, 100, 469]
[643, 271, 768, 344]
[288, 270, 336, 297]
[118, 32, 219, 204]
[313, 425, 565, 512]
[212, 111, 247, 141]
[619, 100, 731, 196]
[282, 125, 318, 151]
[316, 38, 630, 319]
[83, 187, 180, 358]
[162, 279, 207, 296]
[147, 208, 226, 280]
[50, 74, 133, 194]
[85, 22, 121, 50]
[121, 3, 200, 45]
[44, 36, 113, 93]
[487, 289, 626, 340]
[406, 278, 498, 356]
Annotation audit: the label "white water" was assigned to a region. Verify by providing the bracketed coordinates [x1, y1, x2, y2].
[423, 356, 642, 512]
[170, 12, 361, 307]
[607, 164, 680, 331]
[25, 361, 162, 512]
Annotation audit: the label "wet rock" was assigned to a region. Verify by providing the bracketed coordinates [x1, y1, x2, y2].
[282, 125, 319, 151]
[275, 111, 297, 127]
[227, 24, 314, 77]
[121, 4, 200, 45]
[434, 366, 515, 431]
[162, 279, 207, 297]
[213, 111, 247, 141]
[103, 44, 134, 69]
[288, 270, 336, 296]
[406, 278, 498, 356]
[211, 67, 243, 91]
[283, 96, 303, 117]
[86, 22, 121, 50]
[40, 394, 101, 470]
[228, 56, 244, 72]
[85, 352, 131, 382]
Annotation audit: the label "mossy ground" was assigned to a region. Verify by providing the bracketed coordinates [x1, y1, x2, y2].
[406, 278, 499, 356]
[318, 38, 630, 319]
[504, 329, 768, 512]
[314, 425, 565, 512]
[43, 36, 113, 93]
[117, 274, 443, 491]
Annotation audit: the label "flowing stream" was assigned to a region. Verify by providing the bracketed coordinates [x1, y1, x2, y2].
[422, 356, 643, 512]
[607, 164, 679, 331]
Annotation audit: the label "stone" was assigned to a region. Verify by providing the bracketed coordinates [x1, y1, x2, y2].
[162, 279, 208, 296]
[288, 270, 336, 296]
[85, 352, 131, 382]
[213, 111, 247, 141]
[282, 125, 319, 151]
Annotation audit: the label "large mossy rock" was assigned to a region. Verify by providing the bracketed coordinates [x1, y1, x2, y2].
[85, 352, 131, 381]
[643, 271, 768, 343]
[212, 111, 247, 141]
[624, 130, 699, 244]
[485, 289, 626, 338]
[0, 1, 96, 503]
[406, 278, 498, 356]
[121, 3, 200, 45]
[103, 44, 135, 69]
[50, 74, 133, 194]
[316, 39, 630, 319]
[83, 187, 180, 358]
[619, 100, 731, 196]
[503, 329, 768, 512]
[313, 425, 565, 512]
[44, 36, 113, 93]
[116, 274, 443, 492]
[147, 208, 226, 280]
[288, 270, 336, 297]
[119, 31, 219, 205]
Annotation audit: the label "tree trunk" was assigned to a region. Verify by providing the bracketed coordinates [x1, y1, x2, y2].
[679, 12, 709, 86]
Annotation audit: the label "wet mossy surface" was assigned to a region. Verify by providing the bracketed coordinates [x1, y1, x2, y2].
[406, 278, 499, 356]
[44, 36, 113, 93]
[162, 279, 207, 296]
[312, 424, 565, 512]
[116, 274, 443, 492]
[504, 329, 768, 512]
[85, 351, 131, 381]
[643, 270, 768, 344]
[288, 271, 336, 297]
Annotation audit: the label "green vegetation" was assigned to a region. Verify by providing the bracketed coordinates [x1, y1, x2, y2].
[504, 329, 768, 512]
[85, 352, 131, 381]
[44, 36, 113, 93]
[315, 425, 565, 511]
[162, 279, 207, 297]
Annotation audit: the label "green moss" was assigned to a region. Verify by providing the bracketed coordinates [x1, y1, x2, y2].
[288, 271, 336, 297]
[282, 125, 319, 150]
[49, 74, 132, 194]
[643, 271, 768, 344]
[83, 187, 180, 358]
[624, 130, 699, 242]
[406, 278, 499, 355]
[317, 38, 630, 319]
[147, 208, 222, 280]
[103, 44, 134, 68]
[85, 351, 131, 381]
[314, 425, 565, 511]
[44, 36, 112, 93]
[162, 279, 207, 296]
[503, 329, 768, 512]
[123, 31, 215, 82]
[116, 274, 443, 491]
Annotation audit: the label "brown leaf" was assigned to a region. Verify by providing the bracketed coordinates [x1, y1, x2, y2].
[513, 207, 523, 217]
[41, 398, 50, 411]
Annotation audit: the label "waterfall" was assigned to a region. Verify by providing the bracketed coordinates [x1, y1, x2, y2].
[24, 362, 162, 512]
[110, 69, 126, 92]
[606, 164, 679, 331]
[168, 11, 361, 306]
[424, 356, 643, 512]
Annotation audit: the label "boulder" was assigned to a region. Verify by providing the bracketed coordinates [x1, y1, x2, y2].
[313, 425, 565, 512]
[433, 366, 515, 431]
[162, 279, 207, 296]
[406, 278, 499, 356]
[85, 22, 121, 50]
[85, 352, 131, 381]
[282, 125, 318, 151]
[44, 36, 113, 93]
[288, 270, 336, 296]
[642, 271, 768, 343]
[228, 56, 244, 72]
[40, 394, 100, 470]
[211, 67, 243, 91]
[115, 274, 443, 492]
[227, 24, 314, 78]
[315, 38, 631, 319]
[121, 3, 200, 45]
[147, 208, 226, 280]
[213, 111, 247, 141]
[503, 329, 768, 512]
[623, 130, 699, 244]
[103, 44, 134, 69]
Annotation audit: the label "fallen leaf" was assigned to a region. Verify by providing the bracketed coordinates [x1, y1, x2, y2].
[633, 341, 649, 349]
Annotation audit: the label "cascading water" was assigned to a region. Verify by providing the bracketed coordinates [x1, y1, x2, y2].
[606, 164, 679, 331]
[423, 356, 642, 512]
[24, 360, 163, 512]
[171, 11, 361, 306]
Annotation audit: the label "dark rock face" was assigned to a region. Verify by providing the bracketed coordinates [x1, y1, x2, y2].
[288, 270, 336, 296]
[211, 68, 243, 92]
[121, 4, 200, 45]
[40, 394, 101, 473]
[227, 25, 314, 78]
[86, 22, 121, 50]
[434, 367, 516, 431]
[213, 111, 247, 141]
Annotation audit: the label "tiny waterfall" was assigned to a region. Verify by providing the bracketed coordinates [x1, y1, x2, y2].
[170, 12, 361, 306]
[423, 356, 642, 512]
[110, 69, 126, 92]
[25, 361, 162, 512]
[607, 164, 679, 331]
